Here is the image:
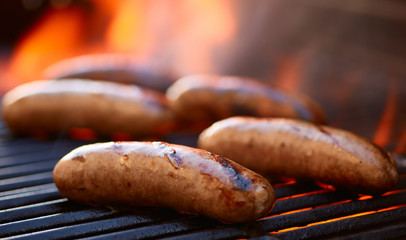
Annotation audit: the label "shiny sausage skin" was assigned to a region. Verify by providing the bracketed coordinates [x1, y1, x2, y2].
[42, 54, 173, 92]
[2, 79, 174, 138]
[198, 117, 399, 195]
[166, 74, 326, 128]
[53, 141, 275, 223]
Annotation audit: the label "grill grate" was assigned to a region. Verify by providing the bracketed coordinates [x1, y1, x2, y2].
[0, 119, 405, 239]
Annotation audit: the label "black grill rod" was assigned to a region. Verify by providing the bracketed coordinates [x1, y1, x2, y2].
[0, 208, 116, 238]
[0, 161, 59, 180]
[275, 206, 406, 240]
[0, 138, 86, 159]
[0, 199, 84, 224]
[328, 221, 406, 240]
[0, 185, 61, 210]
[5, 209, 190, 240]
[0, 144, 83, 168]
[161, 191, 406, 240]
[0, 183, 55, 198]
[0, 172, 53, 192]
[80, 216, 220, 240]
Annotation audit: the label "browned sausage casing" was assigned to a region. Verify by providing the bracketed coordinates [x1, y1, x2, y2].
[166, 74, 326, 126]
[53, 141, 275, 223]
[42, 54, 173, 92]
[2, 79, 174, 137]
[198, 117, 399, 195]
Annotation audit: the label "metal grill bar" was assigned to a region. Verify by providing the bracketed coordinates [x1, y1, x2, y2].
[0, 199, 84, 224]
[0, 140, 81, 158]
[82, 216, 220, 240]
[0, 185, 61, 209]
[273, 182, 324, 199]
[0, 145, 82, 169]
[7, 208, 193, 240]
[9, 214, 161, 240]
[161, 191, 406, 240]
[276, 206, 406, 240]
[0, 172, 53, 192]
[0, 183, 56, 198]
[0, 121, 405, 239]
[330, 221, 406, 240]
[0, 208, 116, 238]
[271, 191, 356, 215]
[0, 161, 63, 180]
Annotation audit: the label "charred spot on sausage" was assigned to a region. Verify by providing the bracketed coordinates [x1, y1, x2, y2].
[72, 156, 86, 162]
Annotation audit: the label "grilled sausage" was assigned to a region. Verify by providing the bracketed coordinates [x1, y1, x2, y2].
[198, 117, 399, 194]
[53, 141, 275, 223]
[2, 79, 174, 138]
[42, 54, 173, 92]
[166, 74, 326, 130]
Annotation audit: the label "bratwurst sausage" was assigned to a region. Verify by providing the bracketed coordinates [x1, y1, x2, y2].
[53, 141, 275, 223]
[198, 117, 399, 194]
[42, 54, 173, 92]
[166, 74, 326, 128]
[2, 79, 174, 138]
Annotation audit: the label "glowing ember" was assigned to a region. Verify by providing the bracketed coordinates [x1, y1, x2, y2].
[276, 189, 330, 201]
[68, 127, 97, 141]
[271, 179, 297, 188]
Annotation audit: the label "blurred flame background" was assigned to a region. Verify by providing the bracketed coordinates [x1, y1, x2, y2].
[0, 0, 405, 154]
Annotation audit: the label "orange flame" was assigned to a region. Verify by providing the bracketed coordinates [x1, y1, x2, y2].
[8, 6, 87, 85]
[271, 50, 308, 92]
[4, 0, 236, 93]
[150, 0, 236, 76]
[105, 0, 149, 55]
[394, 126, 406, 154]
[373, 78, 398, 147]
